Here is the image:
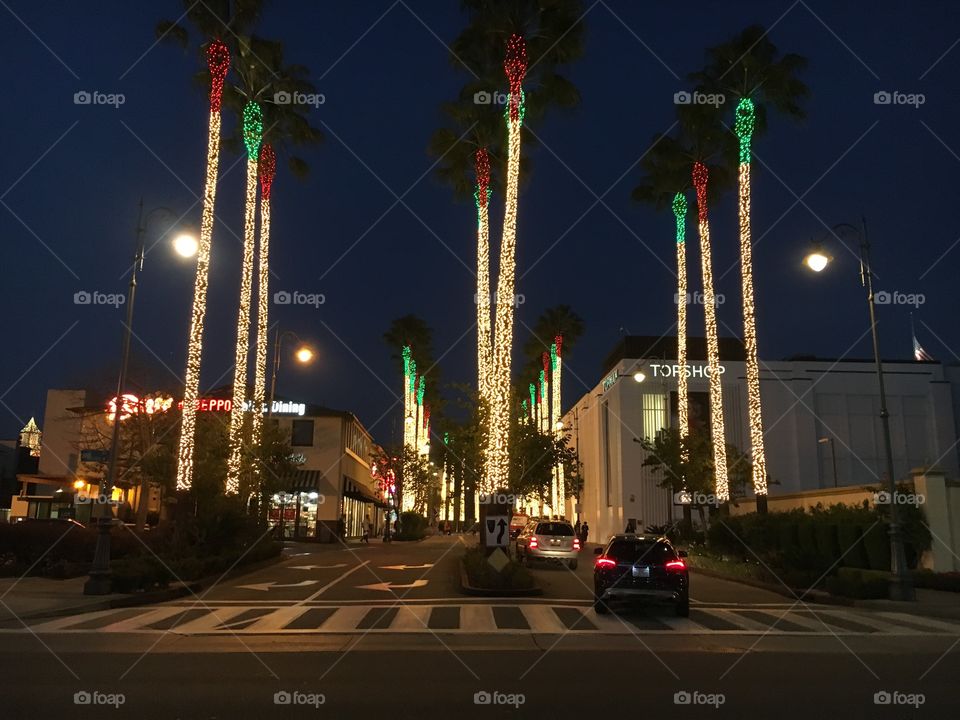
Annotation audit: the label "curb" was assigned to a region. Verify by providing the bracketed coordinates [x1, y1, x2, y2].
[689, 564, 852, 606]
[458, 560, 542, 597]
[6, 553, 285, 623]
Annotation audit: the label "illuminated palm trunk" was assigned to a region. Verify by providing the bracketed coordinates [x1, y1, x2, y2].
[541, 353, 554, 511]
[175, 40, 230, 491]
[673, 194, 689, 454]
[475, 149, 493, 409]
[691, 161, 729, 501]
[402, 348, 416, 512]
[251, 145, 276, 454]
[485, 35, 527, 492]
[226, 100, 263, 494]
[552, 338, 565, 517]
[735, 98, 768, 496]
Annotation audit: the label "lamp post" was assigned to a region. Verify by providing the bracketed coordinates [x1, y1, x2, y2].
[85, 202, 196, 595]
[267, 329, 314, 417]
[803, 219, 915, 601]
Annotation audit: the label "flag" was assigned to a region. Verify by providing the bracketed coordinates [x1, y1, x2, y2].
[913, 333, 934, 362]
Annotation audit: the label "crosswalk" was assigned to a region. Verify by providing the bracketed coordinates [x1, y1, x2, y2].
[8, 603, 960, 637]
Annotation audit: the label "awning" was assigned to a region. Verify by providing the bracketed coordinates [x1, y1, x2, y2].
[282, 470, 326, 493]
[343, 477, 388, 508]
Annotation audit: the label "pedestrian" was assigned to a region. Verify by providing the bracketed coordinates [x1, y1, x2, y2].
[625, 519, 636, 534]
[580, 521, 589, 547]
[574, 519, 581, 538]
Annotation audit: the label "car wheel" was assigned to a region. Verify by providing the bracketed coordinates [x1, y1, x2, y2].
[594, 596, 610, 615]
[675, 599, 689, 618]
[567, 559, 578, 570]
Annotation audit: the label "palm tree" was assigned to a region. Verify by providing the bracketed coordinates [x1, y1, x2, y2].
[632, 103, 735, 501]
[430, 0, 586, 492]
[523, 304, 583, 513]
[250, 144, 275, 453]
[692, 25, 808, 500]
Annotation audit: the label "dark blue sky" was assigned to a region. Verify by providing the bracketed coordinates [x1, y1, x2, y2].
[3, 1, 959, 445]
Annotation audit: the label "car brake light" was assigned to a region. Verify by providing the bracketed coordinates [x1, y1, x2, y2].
[665, 559, 686, 571]
[529, 537, 538, 549]
[573, 538, 581, 551]
[595, 556, 616, 568]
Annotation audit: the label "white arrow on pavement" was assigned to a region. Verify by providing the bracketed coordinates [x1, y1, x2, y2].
[288, 564, 348, 570]
[379, 564, 434, 570]
[236, 580, 319, 592]
[355, 580, 429, 592]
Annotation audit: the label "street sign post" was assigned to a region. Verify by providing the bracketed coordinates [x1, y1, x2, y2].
[478, 493, 513, 557]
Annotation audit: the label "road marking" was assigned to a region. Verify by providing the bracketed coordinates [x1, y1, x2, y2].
[521, 605, 567, 633]
[460, 604, 494, 632]
[356, 580, 429, 592]
[288, 564, 348, 570]
[243, 606, 310, 632]
[321, 606, 371, 632]
[297, 561, 369, 604]
[236, 580, 319, 592]
[379, 564, 434, 570]
[391, 605, 431, 631]
[172, 607, 249, 633]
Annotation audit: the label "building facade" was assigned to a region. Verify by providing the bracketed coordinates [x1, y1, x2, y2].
[565, 336, 960, 546]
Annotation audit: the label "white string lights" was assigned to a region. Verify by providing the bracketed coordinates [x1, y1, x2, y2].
[475, 149, 493, 409]
[251, 144, 276, 454]
[692, 161, 729, 502]
[673, 193, 689, 455]
[175, 40, 230, 492]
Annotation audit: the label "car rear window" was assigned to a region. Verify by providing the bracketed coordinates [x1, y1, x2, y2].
[606, 540, 675, 563]
[535, 522, 574, 536]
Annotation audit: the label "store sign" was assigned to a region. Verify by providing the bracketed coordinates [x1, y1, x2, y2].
[602, 370, 620, 392]
[106, 395, 307, 417]
[649, 363, 726, 378]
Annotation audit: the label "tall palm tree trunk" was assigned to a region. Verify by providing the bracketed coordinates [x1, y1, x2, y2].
[486, 34, 527, 492]
[691, 161, 729, 501]
[475, 149, 493, 409]
[251, 144, 276, 453]
[552, 338, 565, 517]
[175, 40, 230, 492]
[735, 98, 768, 497]
[673, 193, 689, 454]
[227, 100, 263, 494]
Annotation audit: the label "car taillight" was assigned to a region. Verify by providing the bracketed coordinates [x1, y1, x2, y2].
[573, 538, 581, 551]
[595, 556, 616, 569]
[529, 537, 538, 549]
[665, 559, 686, 572]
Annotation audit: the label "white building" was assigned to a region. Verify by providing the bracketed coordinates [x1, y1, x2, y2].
[565, 336, 960, 545]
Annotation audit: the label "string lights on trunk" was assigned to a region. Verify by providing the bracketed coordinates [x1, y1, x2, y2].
[673, 192, 689, 459]
[735, 97, 768, 497]
[475, 148, 493, 411]
[251, 144, 276, 455]
[175, 39, 230, 492]
[692, 161, 729, 502]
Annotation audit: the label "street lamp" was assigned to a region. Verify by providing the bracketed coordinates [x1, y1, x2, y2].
[85, 202, 197, 596]
[803, 218, 914, 601]
[268, 329, 314, 417]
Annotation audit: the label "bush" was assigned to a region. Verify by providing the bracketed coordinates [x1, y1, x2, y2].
[110, 555, 173, 593]
[861, 523, 891, 571]
[912, 569, 960, 592]
[462, 547, 534, 590]
[396, 512, 428, 541]
[837, 523, 869, 569]
[825, 567, 890, 599]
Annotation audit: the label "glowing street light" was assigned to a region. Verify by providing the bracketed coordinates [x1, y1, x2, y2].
[172, 233, 199, 258]
[268, 330, 316, 418]
[803, 247, 831, 273]
[633, 371, 647, 383]
[295, 346, 314, 364]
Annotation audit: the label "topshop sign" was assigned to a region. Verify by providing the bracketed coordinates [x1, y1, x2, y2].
[649, 363, 727, 378]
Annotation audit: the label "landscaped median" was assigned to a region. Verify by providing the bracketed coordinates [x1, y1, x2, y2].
[459, 546, 541, 597]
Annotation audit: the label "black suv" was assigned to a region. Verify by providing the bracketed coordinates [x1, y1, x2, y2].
[593, 534, 689, 616]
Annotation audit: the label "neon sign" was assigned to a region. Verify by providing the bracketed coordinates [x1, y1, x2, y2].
[106, 395, 306, 417]
[107, 394, 175, 421]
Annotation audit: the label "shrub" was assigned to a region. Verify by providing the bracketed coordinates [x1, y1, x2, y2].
[861, 523, 891, 571]
[837, 523, 869, 569]
[825, 567, 890, 599]
[110, 556, 173, 593]
[913, 570, 960, 592]
[462, 547, 534, 590]
[396, 512, 428, 541]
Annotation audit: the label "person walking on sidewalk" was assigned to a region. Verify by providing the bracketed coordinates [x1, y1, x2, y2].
[580, 521, 589, 548]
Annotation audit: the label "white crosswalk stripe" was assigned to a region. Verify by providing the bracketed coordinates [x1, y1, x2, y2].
[6, 604, 959, 636]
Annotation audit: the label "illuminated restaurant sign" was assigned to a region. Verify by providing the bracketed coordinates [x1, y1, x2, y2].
[107, 395, 307, 418]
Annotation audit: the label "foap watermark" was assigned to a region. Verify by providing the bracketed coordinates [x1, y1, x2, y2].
[273, 90, 325, 108]
[874, 290, 924, 307]
[273, 290, 325, 308]
[76, 493, 120, 506]
[74, 690, 125, 708]
[473, 690, 525, 708]
[675, 291, 725, 307]
[674, 90, 725, 107]
[74, 90, 125, 108]
[74, 290, 125, 308]
[474, 292, 525, 306]
[873, 90, 925, 108]
[674, 690, 725, 708]
[273, 690, 325, 708]
[479, 492, 517, 505]
[874, 490, 925, 506]
[873, 690, 925, 708]
[674, 490, 719, 507]
[473, 90, 509, 106]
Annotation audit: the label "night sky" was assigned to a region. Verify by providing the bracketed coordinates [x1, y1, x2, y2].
[3, 1, 959, 446]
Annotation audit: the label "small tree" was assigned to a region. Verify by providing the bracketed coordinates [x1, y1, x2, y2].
[508, 408, 578, 516]
[639, 427, 715, 531]
[372, 445, 434, 516]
